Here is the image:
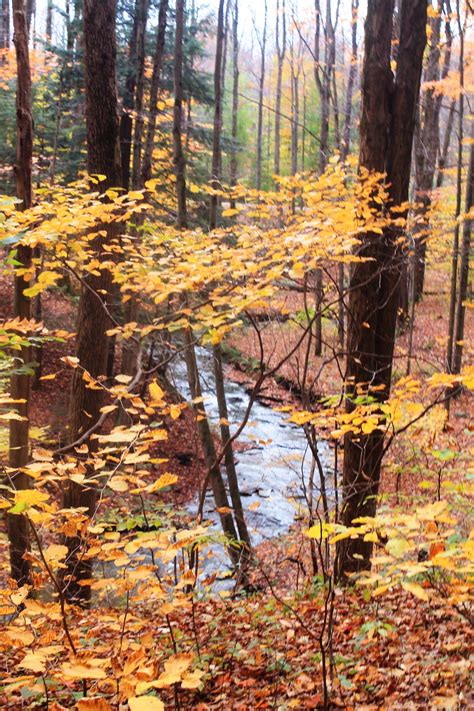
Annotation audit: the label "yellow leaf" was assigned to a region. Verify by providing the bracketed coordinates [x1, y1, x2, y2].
[62, 663, 107, 680]
[128, 697, 164, 711]
[147, 472, 178, 493]
[155, 653, 193, 688]
[401, 581, 430, 602]
[149, 380, 165, 402]
[77, 699, 113, 710]
[181, 669, 205, 689]
[222, 208, 239, 217]
[19, 653, 46, 673]
[108, 478, 129, 492]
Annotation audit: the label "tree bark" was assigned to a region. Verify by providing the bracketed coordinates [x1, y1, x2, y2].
[173, 0, 188, 229]
[1, 0, 9, 49]
[141, 0, 169, 184]
[337, 0, 427, 581]
[8, 0, 33, 587]
[209, 0, 225, 230]
[413, 1, 452, 301]
[255, 0, 267, 191]
[229, 0, 239, 208]
[452, 120, 473, 375]
[446, 0, 465, 373]
[62, 0, 121, 604]
[274, 0, 286, 179]
[131, 0, 149, 188]
[46, 0, 52, 40]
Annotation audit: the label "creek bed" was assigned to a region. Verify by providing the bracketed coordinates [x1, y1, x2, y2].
[169, 348, 334, 586]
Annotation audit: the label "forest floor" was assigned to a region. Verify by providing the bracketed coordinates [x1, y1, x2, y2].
[0, 264, 473, 709]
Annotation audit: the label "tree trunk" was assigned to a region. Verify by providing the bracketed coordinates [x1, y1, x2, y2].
[62, 0, 121, 604]
[119, 0, 139, 192]
[173, 0, 188, 229]
[255, 0, 267, 191]
[212, 344, 252, 555]
[341, 0, 359, 160]
[229, 0, 239, 208]
[46, 0, 52, 39]
[1, 0, 9, 49]
[141, 0, 169, 184]
[274, 0, 286, 179]
[413, 2, 452, 301]
[209, 0, 225, 230]
[436, 99, 456, 188]
[183, 331, 240, 565]
[8, 0, 33, 587]
[452, 120, 473, 375]
[446, 0, 465, 373]
[131, 0, 149, 188]
[337, 0, 427, 581]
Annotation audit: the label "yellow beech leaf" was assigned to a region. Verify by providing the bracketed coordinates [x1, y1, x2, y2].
[19, 653, 46, 673]
[147, 472, 178, 493]
[155, 653, 193, 688]
[108, 478, 129, 492]
[181, 669, 205, 689]
[149, 380, 165, 401]
[401, 581, 430, 601]
[128, 698, 164, 711]
[44, 544, 68, 563]
[77, 698, 113, 710]
[9, 489, 49, 514]
[62, 663, 107, 680]
[222, 208, 239, 217]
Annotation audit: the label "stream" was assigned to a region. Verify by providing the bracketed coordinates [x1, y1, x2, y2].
[169, 348, 334, 585]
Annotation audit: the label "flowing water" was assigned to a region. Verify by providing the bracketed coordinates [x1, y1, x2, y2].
[169, 348, 334, 584]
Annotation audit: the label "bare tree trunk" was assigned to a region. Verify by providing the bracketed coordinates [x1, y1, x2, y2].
[8, 0, 33, 588]
[413, 1, 453, 301]
[141, 0, 169, 184]
[341, 0, 358, 160]
[1, 0, 10, 49]
[25, 0, 33, 35]
[212, 344, 252, 554]
[173, 0, 188, 229]
[209, 0, 225, 230]
[229, 0, 239, 208]
[446, 0, 465, 373]
[46, 0, 52, 39]
[274, 0, 286, 179]
[131, 0, 149, 188]
[436, 99, 456, 188]
[183, 331, 240, 564]
[62, 0, 121, 604]
[337, 0, 427, 581]
[119, 0, 139, 192]
[452, 120, 473, 375]
[255, 0, 267, 191]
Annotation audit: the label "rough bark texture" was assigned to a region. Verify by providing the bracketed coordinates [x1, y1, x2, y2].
[63, 0, 120, 604]
[173, 0, 188, 229]
[337, 0, 427, 581]
[46, 0, 52, 39]
[209, 0, 225, 230]
[141, 0, 169, 184]
[8, 0, 33, 587]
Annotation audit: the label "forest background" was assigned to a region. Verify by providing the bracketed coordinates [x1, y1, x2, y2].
[0, 0, 473, 709]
